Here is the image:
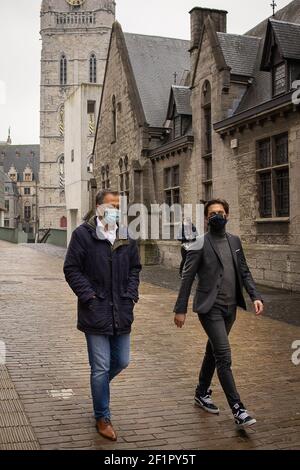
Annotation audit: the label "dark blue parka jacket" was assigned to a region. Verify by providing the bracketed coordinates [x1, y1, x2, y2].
[63, 216, 142, 336]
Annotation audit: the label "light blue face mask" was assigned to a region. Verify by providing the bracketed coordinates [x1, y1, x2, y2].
[104, 208, 120, 226]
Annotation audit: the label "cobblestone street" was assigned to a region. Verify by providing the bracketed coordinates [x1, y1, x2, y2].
[0, 240, 300, 450]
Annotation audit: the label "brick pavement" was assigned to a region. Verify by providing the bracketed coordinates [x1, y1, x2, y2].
[0, 240, 300, 450]
[23, 244, 300, 327]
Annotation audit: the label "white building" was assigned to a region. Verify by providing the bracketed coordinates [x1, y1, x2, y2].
[39, 0, 115, 233]
[64, 83, 101, 243]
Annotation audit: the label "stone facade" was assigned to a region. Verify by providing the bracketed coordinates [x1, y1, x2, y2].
[1, 144, 40, 238]
[93, 22, 191, 254]
[93, 2, 300, 291]
[190, 4, 300, 292]
[3, 177, 20, 229]
[93, 25, 146, 205]
[39, 0, 115, 231]
[64, 83, 101, 244]
[212, 111, 300, 292]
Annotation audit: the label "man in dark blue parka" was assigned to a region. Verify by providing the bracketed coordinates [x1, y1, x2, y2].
[64, 190, 142, 441]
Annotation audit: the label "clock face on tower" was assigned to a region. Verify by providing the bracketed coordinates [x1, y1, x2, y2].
[66, 0, 85, 6]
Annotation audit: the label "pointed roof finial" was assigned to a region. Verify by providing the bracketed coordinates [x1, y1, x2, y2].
[7, 126, 12, 145]
[271, 1, 277, 17]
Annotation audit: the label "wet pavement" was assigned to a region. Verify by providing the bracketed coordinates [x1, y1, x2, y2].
[23, 243, 300, 327]
[0, 240, 297, 450]
[141, 266, 300, 327]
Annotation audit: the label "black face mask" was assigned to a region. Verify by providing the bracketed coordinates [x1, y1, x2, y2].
[208, 214, 228, 231]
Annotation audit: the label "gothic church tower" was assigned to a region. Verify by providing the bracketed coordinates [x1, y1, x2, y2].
[39, 0, 115, 230]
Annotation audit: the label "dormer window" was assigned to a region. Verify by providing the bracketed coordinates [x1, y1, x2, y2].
[166, 86, 192, 142]
[24, 167, 33, 182]
[8, 166, 18, 182]
[290, 61, 300, 85]
[173, 115, 182, 139]
[273, 62, 286, 96]
[262, 20, 300, 97]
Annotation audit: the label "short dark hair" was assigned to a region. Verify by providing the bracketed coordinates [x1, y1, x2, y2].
[204, 198, 230, 217]
[96, 190, 120, 206]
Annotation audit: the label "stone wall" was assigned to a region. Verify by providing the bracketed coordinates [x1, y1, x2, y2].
[244, 244, 300, 292]
[93, 25, 145, 201]
[0, 227, 28, 244]
[190, 26, 247, 234]
[39, 0, 114, 230]
[157, 241, 181, 269]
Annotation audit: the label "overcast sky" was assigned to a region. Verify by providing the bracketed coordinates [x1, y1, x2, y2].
[0, 0, 292, 144]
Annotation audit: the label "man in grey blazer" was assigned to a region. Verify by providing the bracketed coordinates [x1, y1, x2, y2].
[174, 199, 264, 429]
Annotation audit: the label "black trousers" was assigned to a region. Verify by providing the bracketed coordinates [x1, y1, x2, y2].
[198, 303, 241, 409]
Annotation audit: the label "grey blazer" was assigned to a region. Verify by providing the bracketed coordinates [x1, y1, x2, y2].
[174, 232, 263, 315]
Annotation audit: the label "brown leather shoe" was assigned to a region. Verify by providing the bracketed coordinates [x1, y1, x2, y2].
[96, 418, 117, 441]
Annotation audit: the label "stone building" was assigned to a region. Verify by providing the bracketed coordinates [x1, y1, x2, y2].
[39, 0, 115, 232]
[3, 177, 20, 229]
[64, 83, 101, 243]
[189, 1, 300, 292]
[93, 1, 300, 291]
[92, 22, 190, 261]
[1, 145, 40, 239]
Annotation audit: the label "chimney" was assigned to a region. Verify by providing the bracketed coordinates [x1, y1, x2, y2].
[189, 7, 228, 52]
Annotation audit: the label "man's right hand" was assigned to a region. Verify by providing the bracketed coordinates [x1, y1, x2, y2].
[174, 314, 186, 329]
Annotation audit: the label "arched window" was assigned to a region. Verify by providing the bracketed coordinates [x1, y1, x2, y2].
[88, 100, 96, 135]
[89, 53, 97, 83]
[119, 156, 130, 198]
[202, 80, 212, 201]
[58, 154, 65, 190]
[124, 155, 129, 170]
[202, 81, 212, 154]
[60, 216, 67, 229]
[59, 105, 64, 136]
[112, 95, 117, 143]
[24, 202, 31, 221]
[101, 165, 110, 189]
[60, 54, 67, 86]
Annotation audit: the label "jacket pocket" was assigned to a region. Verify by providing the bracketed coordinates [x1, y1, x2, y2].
[119, 298, 135, 328]
[79, 298, 112, 331]
[120, 291, 134, 300]
[90, 279, 107, 299]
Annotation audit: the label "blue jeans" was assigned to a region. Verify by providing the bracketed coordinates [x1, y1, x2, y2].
[85, 333, 130, 421]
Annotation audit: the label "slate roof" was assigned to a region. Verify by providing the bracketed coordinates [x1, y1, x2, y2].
[271, 19, 300, 60]
[246, 0, 300, 37]
[0, 145, 40, 182]
[217, 33, 261, 77]
[171, 86, 192, 116]
[235, 39, 269, 114]
[124, 33, 190, 127]
[235, 9, 300, 114]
